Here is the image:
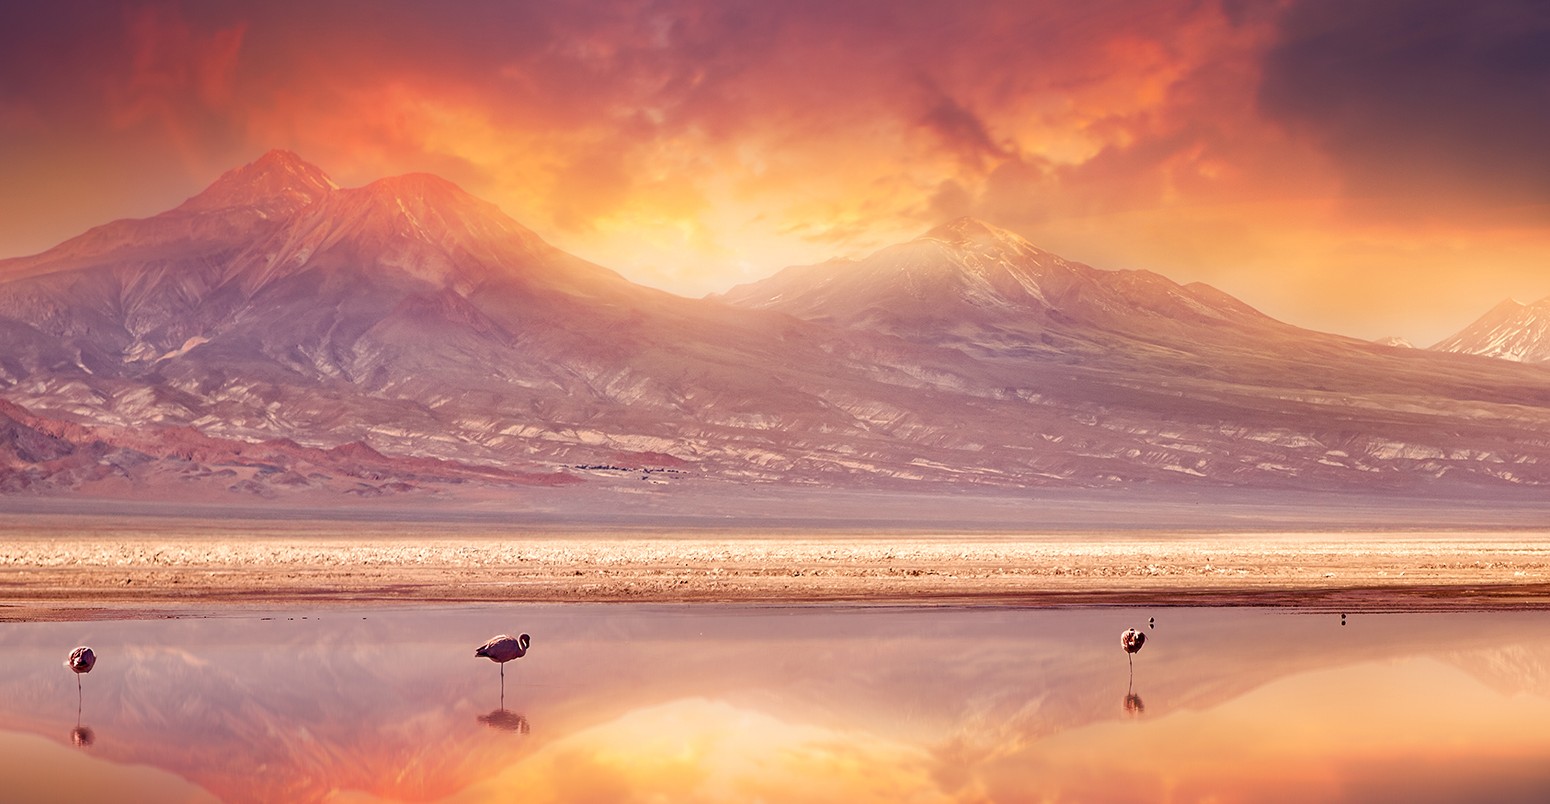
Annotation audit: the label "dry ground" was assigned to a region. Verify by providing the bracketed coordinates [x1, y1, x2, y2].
[3, 516, 1550, 620]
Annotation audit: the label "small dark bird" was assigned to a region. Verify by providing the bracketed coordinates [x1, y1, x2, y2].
[65, 647, 95, 693]
[1121, 628, 1146, 676]
[474, 633, 531, 685]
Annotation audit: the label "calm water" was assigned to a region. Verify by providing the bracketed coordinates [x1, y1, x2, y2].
[1, 605, 1549, 803]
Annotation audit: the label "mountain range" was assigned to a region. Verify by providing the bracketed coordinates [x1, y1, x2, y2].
[4, 150, 1550, 505]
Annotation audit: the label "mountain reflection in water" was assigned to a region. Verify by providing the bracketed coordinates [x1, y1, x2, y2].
[1, 606, 1549, 803]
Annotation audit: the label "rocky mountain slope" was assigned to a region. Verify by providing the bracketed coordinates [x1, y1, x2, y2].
[4, 152, 1550, 502]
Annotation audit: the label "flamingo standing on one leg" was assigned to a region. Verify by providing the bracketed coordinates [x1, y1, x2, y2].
[1121, 628, 1146, 678]
[65, 646, 96, 694]
[474, 633, 531, 695]
[65, 647, 97, 746]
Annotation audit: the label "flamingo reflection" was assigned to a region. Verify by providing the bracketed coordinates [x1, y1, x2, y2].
[1123, 691, 1145, 717]
[71, 684, 96, 748]
[478, 709, 531, 734]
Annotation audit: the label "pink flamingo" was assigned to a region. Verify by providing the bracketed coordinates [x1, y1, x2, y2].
[65, 646, 96, 693]
[474, 633, 531, 690]
[1121, 628, 1146, 676]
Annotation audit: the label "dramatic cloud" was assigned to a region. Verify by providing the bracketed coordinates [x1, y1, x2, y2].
[1259, 0, 1550, 214]
[1, 0, 1547, 342]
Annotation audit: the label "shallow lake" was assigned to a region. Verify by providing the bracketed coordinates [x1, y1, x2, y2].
[2, 605, 1548, 802]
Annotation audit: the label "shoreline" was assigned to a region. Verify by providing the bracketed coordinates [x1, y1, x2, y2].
[7, 585, 1550, 623]
[5, 525, 1550, 621]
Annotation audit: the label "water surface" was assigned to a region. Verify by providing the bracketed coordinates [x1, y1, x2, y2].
[1, 605, 1548, 802]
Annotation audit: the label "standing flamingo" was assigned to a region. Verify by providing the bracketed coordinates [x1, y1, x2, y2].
[1121, 628, 1146, 676]
[474, 633, 531, 694]
[65, 646, 96, 693]
[66, 646, 97, 748]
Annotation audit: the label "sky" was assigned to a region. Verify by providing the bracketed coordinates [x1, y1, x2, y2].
[2, 0, 1548, 344]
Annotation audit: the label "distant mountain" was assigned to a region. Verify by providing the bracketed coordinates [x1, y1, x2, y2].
[717, 216, 1550, 492]
[1373, 336, 1414, 349]
[720, 215, 1550, 414]
[717, 217, 1278, 354]
[6, 154, 1550, 501]
[1433, 298, 1550, 363]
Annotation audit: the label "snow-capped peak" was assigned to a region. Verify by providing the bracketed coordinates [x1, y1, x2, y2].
[1433, 295, 1550, 363]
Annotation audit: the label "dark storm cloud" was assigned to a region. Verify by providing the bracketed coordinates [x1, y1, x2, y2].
[1258, 0, 1550, 209]
[919, 87, 1013, 167]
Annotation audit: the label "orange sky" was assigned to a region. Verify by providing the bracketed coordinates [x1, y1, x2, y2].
[3, 1, 1548, 344]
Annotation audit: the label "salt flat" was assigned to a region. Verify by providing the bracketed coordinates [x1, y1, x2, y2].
[3, 515, 1548, 620]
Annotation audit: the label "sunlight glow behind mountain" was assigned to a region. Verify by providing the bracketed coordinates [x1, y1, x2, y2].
[3, 2, 1549, 345]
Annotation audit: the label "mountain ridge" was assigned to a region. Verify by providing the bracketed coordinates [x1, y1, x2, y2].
[715, 215, 1281, 354]
[7, 152, 1550, 502]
